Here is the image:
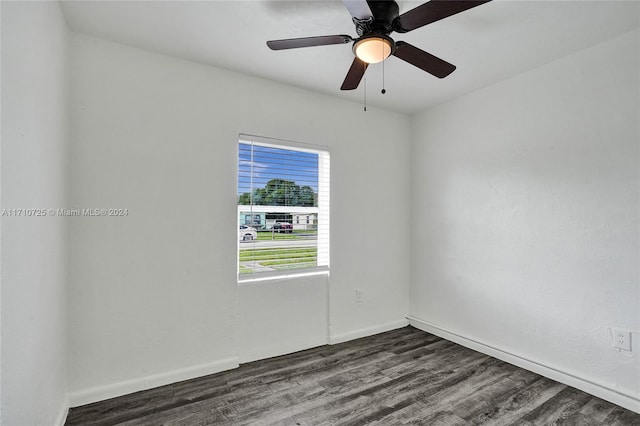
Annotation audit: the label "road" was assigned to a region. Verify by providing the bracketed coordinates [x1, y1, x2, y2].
[239, 239, 316, 249]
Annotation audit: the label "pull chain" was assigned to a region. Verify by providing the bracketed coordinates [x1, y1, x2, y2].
[382, 58, 386, 94]
[363, 74, 367, 111]
[381, 43, 386, 95]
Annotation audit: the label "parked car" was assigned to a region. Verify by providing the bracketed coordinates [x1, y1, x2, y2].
[239, 225, 257, 241]
[272, 222, 293, 233]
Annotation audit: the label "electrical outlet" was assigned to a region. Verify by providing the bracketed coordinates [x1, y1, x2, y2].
[612, 328, 632, 351]
[355, 289, 363, 304]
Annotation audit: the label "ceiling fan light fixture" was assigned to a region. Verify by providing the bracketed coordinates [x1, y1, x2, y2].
[354, 36, 393, 64]
[266, 0, 492, 91]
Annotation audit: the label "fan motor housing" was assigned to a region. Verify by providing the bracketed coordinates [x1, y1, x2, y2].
[354, 0, 400, 36]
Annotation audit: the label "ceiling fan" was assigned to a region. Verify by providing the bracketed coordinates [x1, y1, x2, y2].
[267, 0, 491, 90]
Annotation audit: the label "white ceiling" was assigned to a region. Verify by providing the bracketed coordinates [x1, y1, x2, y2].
[60, 1, 639, 115]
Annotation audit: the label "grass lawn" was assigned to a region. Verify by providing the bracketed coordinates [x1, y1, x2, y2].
[239, 246, 317, 272]
[238, 265, 252, 274]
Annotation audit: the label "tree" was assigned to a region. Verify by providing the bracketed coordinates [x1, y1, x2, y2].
[298, 185, 316, 207]
[237, 192, 251, 205]
[237, 178, 316, 207]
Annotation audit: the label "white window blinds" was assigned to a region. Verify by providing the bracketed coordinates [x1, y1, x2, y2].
[237, 135, 330, 279]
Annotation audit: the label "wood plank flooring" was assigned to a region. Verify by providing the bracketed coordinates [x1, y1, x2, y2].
[65, 327, 640, 425]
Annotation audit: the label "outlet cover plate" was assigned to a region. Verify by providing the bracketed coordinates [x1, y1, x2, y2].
[612, 328, 632, 351]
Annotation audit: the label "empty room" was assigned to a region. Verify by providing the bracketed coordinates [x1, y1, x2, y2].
[1, 0, 638, 425]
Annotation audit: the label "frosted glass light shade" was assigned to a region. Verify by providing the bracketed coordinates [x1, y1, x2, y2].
[354, 37, 392, 64]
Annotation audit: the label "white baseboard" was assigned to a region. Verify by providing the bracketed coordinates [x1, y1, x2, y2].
[239, 338, 329, 364]
[330, 318, 409, 345]
[407, 315, 640, 414]
[54, 396, 70, 426]
[68, 357, 239, 408]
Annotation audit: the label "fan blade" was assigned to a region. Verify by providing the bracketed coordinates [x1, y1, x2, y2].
[342, 0, 373, 20]
[341, 57, 368, 90]
[393, 41, 455, 78]
[267, 35, 353, 50]
[396, 0, 491, 33]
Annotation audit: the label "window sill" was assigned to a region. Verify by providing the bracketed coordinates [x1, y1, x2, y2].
[237, 267, 329, 284]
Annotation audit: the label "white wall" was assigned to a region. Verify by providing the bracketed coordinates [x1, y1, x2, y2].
[68, 33, 410, 404]
[0, 2, 70, 425]
[239, 274, 328, 363]
[409, 29, 639, 411]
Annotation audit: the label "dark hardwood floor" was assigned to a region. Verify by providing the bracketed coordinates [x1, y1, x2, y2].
[65, 326, 640, 425]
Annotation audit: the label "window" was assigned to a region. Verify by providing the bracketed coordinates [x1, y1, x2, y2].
[238, 135, 330, 279]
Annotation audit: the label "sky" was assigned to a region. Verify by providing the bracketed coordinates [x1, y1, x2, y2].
[238, 142, 319, 196]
